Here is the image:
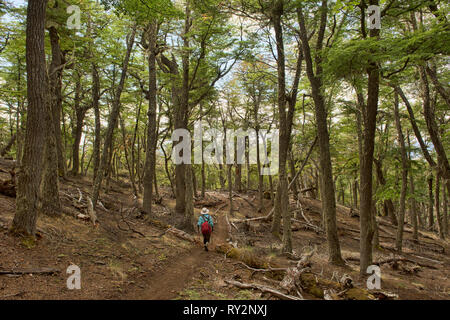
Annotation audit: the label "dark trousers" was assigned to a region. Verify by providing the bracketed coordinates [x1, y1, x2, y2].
[202, 232, 211, 244]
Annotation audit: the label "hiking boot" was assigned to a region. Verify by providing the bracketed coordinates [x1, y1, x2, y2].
[204, 245, 208, 252]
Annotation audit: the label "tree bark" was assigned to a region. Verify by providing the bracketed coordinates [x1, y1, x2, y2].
[428, 176, 434, 230]
[394, 91, 408, 252]
[48, 26, 66, 177]
[12, 0, 48, 236]
[270, 2, 291, 253]
[358, 0, 380, 276]
[143, 21, 158, 216]
[435, 162, 445, 239]
[443, 177, 448, 237]
[92, 64, 101, 182]
[70, 74, 86, 176]
[407, 131, 418, 240]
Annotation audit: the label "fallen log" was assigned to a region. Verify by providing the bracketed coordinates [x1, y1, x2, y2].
[166, 227, 199, 244]
[232, 192, 257, 209]
[225, 279, 303, 300]
[346, 255, 439, 270]
[215, 243, 284, 279]
[0, 267, 59, 275]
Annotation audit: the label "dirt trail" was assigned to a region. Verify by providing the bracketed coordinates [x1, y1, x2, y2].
[138, 211, 229, 300]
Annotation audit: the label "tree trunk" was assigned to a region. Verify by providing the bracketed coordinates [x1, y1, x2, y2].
[428, 176, 434, 230]
[358, 0, 380, 275]
[71, 75, 85, 176]
[92, 64, 101, 182]
[420, 66, 450, 195]
[297, 2, 343, 264]
[39, 76, 61, 216]
[119, 115, 137, 195]
[174, 4, 191, 219]
[0, 133, 16, 157]
[143, 21, 158, 216]
[270, 3, 290, 253]
[183, 164, 195, 232]
[256, 127, 264, 212]
[394, 91, 408, 252]
[48, 26, 66, 177]
[92, 25, 136, 207]
[407, 132, 418, 240]
[353, 178, 358, 209]
[374, 158, 398, 225]
[12, 0, 47, 236]
[228, 163, 233, 216]
[435, 164, 445, 239]
[443, 177, 448, 237]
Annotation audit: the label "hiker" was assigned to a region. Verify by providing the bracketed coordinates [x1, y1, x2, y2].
[197, 207, 214, 251]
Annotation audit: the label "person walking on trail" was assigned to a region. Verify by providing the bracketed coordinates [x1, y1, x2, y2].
[198, 208, 214, 251]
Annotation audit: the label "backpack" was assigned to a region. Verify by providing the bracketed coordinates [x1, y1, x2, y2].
[201, 215, 212, 235]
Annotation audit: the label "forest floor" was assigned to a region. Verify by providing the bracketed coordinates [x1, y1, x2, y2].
[0, 158, 449, 300]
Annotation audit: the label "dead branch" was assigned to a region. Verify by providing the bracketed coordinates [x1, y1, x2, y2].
[225, 213, 233, 241]
[118, 207, 146, 237]
[234, 261, 288, 273]
[86, 196, 97, 226]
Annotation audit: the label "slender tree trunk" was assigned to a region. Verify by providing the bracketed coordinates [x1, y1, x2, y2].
[358, 0, 380, 275]
[353, 178, 358, 209]
[92, 65, 101, 181]
[443, 177, 448, 237]
[435, 164, 445, 239]
[92, 25, 136, 207]
[425, 66, 450, 108]
[200, 105, 206, 198]
[119, 115, 137, 195]
[0, 133, 16, 157]
[12, 0, 48, 236]
[407, 132, 419, 240]
[174, 4, 191, 218]
[71, 76, 85, 176]
[289, 151, 299, 201]
[228, 163, 233, 216]
[428, 176, 434, 230]
[394, 92, 408, 252]
[143, 21, 158, 216]
[80, 131, 87, 175]
[40, 75, 61, 216]
[192, 165, 197, 198]
[270, 1, 302, 254]
[183, 164, 195, 232]
[48, 26, 66, 177]
[298, 2, 343, 264]
[246, 135, 250, 192]
[374, 158, 398, 225]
